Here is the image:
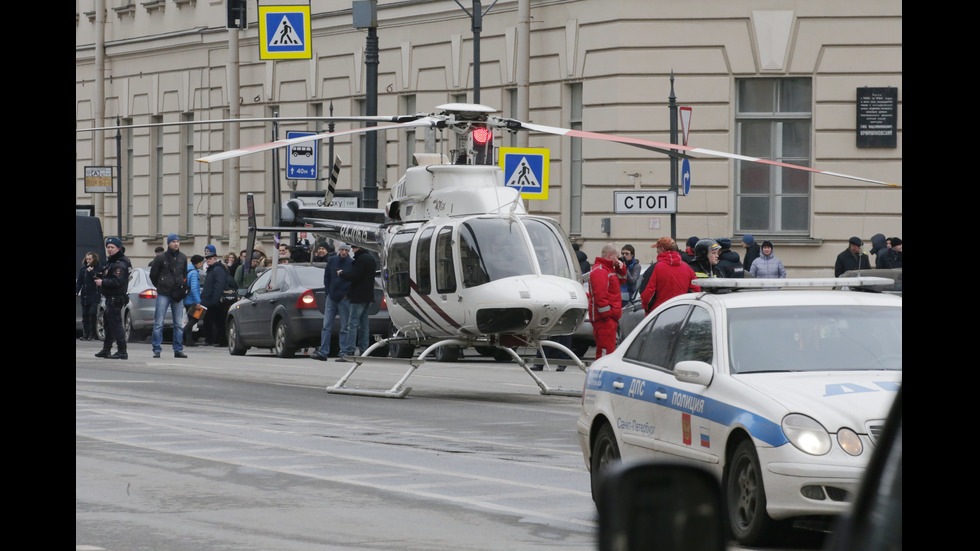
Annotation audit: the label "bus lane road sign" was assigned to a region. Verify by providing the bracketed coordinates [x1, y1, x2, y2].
[259, 4, 312, 60]
[286, 131, 318, 180]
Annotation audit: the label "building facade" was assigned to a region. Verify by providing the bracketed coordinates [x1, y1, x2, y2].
[76, 0, 902, 274]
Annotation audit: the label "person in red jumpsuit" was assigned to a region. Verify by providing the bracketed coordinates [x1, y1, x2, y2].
[588, 244, 627, 359]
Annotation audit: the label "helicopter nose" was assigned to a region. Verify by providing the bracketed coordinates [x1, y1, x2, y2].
[520, 276, 588, 333]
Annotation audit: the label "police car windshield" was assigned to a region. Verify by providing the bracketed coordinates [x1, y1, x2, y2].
[727, 306, 902, 374]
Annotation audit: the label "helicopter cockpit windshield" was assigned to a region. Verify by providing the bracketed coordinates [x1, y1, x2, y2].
[458, 218, 577, 288]
[523, 218, 577, 280]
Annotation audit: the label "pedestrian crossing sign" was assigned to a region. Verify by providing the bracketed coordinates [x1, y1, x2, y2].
[258, 4, 312, 60]
[499, 147, 550, 200]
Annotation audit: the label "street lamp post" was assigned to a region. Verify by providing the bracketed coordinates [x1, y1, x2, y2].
[455, 0, 499, 104]
[353, 1, 379, 209]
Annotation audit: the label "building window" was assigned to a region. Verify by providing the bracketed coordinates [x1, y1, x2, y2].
[506, 88, 518, 147]
[122, 117, 134, 237]
[735, 78, 812, 235]
[181, 112, 194, 236]
[568, 83, 583, 235]
[151, 115, 163, 237]
[401, 94, 416, 169]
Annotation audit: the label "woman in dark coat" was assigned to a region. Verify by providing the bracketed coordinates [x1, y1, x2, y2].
[76, 251, 102, 340]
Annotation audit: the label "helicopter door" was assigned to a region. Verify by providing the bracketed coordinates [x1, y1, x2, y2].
[385, 230, 416, 298]
[434, 226, 456, 294]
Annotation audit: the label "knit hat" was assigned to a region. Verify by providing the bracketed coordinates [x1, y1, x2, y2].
[742, 234, 755, 246]
[686, 236, 700, 249]
[716, 238, 732, 250]
[337, 242, 351, 251]
[204, 244, 217, 257]
[190, 254, 205, 265]
[167, 233, 180, 245]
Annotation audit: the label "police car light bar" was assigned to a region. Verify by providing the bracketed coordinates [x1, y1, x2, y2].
[694, 277, 895, 290]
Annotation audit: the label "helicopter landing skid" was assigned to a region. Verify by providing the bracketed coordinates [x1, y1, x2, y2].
[324, 338, 587, 399]
[325, 338, 470, 399]
[500, 340, 587, 397]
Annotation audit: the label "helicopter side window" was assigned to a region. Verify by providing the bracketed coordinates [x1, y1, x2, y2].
[524, 218, 576, 280]
[416, 227, 434, 295]
[386, 230, 416, 298]
[435, 226, 456, 294]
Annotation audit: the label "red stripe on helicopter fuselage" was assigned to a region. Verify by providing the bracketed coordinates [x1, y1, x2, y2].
[406, 281, 476, 336]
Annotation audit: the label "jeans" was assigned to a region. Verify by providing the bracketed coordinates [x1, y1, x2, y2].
[318, 297, 350, 357]
[347, 302, 371, 355]
[152, 294, 184, 354]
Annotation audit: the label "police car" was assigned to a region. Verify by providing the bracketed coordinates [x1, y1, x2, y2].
[577, 277, 901, 546]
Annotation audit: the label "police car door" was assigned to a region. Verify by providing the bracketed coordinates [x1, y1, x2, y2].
[612, 303, 691, 460]
[652, 304, 721, 466]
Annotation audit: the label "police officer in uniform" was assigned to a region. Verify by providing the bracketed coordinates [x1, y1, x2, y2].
[95, 237, 132, 360]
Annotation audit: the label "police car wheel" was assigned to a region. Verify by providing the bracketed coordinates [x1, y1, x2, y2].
[726, 440, 774, 545]
[590, 423, 620, 503]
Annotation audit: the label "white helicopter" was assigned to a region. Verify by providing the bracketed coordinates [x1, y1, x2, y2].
[198, 103, 895, 398]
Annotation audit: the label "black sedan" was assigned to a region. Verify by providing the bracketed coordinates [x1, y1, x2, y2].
[226, 264, 389, 358]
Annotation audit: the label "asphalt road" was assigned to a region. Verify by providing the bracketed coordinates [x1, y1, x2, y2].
[76, 340, 598, 551]
[76, 339, 827, 551]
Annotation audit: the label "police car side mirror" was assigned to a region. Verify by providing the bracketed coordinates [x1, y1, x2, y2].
[674, 360, 714, 386]
[598, 462, 725, 551]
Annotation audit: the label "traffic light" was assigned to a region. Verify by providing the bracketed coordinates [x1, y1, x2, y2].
[227, 0, 247, 30]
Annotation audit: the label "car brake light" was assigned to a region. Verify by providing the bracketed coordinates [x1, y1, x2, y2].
[139, 289, 157, 299]
[296, 289, 318, 309]
[381, 296, 388, 310]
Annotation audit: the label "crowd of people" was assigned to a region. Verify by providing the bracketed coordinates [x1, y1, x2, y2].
[585, 233, 903, 360]
[79, 230, 901, 362]
[77, 232, 358, 360]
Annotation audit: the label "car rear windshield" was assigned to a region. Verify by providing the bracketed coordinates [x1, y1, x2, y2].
[727, 305, 901, 373]
[295, 267, 325, 288]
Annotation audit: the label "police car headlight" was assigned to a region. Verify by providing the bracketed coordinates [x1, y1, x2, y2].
[836, 428, 864, 456]
[782, 414, 831, 456]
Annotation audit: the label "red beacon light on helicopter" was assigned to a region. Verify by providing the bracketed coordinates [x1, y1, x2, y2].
[472, 127, 492, 144]
[470, 126, 494, 165]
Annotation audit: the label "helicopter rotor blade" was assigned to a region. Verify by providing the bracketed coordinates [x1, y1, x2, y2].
[77, 114, 433, 134]
[195, 116, 442, 164]
[510, 120, 897, 188]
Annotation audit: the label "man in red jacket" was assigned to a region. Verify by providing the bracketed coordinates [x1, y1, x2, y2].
[588, 244, 627, 359]
[641, 237, 701, 314]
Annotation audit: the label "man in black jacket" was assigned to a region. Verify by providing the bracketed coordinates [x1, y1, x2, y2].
[834, 237, 871, 276]
[337, 245, 377, 359]
[149, 233, 188, 358]
[201, 248, 233, 347]
[95, 237, 132, 360]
